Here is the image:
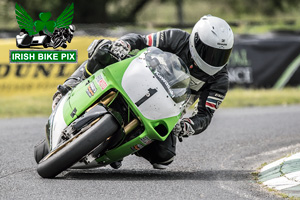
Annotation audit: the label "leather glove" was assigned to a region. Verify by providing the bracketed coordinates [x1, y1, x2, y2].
[173, 118, 195, 142]
[110, 40, 131, 59]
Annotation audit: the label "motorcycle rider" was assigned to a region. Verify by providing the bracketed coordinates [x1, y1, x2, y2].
[51, 25, 76, 48]
[52, 15, 234, 169]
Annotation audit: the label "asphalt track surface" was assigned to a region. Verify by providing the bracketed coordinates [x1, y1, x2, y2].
[1, 105, 300, 200]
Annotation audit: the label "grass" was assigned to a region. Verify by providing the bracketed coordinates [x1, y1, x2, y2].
[1, 88, 300, 118]
[137, 0, 300, 35]
[0, 95, 52, 118]
[222, 87, 300, 108]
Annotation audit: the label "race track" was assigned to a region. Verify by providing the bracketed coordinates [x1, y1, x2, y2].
[1, 105, 300, 200]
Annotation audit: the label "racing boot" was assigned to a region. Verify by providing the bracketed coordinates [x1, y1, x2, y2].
[152, 157, 174, 170]
[152, 163, 169, 170]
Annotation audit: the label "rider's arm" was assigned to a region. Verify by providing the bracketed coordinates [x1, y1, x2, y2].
[119, 29, 190, 54]
[190, 67, 229, 134]
[85, 39, 118, 77]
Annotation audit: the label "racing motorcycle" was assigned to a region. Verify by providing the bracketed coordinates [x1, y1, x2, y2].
[51, 25, 75, 49]
[34, 47, 191, 178]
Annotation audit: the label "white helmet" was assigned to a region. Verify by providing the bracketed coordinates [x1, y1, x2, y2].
[189, 15, 234, 76]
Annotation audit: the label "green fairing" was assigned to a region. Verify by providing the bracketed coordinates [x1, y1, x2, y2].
[61, 48, 182, 165]
[62, 55, 137, 125]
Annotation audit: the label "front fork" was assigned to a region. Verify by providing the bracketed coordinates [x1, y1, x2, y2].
[80, 91, 140, 165]
[98, 91, 140, 135]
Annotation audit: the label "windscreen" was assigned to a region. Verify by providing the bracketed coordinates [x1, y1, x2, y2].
[145, 47, 191, 103]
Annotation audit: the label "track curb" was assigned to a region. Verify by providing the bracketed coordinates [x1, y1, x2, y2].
[259, 152, 300, 197]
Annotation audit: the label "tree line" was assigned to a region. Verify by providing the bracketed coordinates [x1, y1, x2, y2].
[4, 0, 300, 25]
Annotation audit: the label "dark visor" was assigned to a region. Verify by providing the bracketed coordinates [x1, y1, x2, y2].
[194, 32, 232, 67]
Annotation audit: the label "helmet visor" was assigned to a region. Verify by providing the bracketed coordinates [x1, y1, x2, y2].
[194, 32, 232, 67]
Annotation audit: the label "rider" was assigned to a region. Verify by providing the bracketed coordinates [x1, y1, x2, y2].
[52, 15, 234, 169]
[51, 25, 75, 48]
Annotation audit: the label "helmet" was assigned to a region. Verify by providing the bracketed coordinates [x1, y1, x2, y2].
[189, 15, 234, 76]
[68, 25, 76, 33]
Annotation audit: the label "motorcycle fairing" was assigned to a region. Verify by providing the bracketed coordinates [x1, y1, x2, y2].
[121, 52, 183, 120]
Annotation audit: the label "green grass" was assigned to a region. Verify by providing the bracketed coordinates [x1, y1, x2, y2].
[1, 88, 300, 118]
[137, 0, 300, 35]
[0, 95, 52, 118]
[222, 88, 300, 108]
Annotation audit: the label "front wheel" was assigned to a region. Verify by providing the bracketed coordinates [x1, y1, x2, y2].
[53, 37, 63, 49]
[34, 139, 49, 164]
[37, 114, 119, 178]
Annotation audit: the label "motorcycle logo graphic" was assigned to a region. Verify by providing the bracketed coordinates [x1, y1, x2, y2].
[15, 3, 75, 49]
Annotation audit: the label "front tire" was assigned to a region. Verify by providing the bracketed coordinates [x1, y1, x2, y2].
[37, 114, 119, 178]
[34, 139, 49, 164]
[53, 37, 63, 49]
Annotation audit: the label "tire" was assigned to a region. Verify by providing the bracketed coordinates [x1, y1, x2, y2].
[53, 37, 63, 49]
[34, 139, 49, 164]
[37, 114, 119, 178]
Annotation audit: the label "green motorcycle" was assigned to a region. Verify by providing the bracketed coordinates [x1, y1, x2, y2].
[35, 47, 191, 178]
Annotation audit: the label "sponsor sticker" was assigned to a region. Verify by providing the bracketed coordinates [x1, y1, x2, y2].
[96, 75, 108, 90]
[130, 144, 144, 151]
[86, 82, 97, 97]
[70, 107, 77, 118]
[140, 136, 152, 145]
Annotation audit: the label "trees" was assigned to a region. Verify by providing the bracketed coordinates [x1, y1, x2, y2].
[6, 0, 300, 26]
[11, 0, 151, 24]
[222, 0, 300, 16]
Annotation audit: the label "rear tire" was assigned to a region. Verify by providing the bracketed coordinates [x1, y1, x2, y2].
[37, 114, 119, 178]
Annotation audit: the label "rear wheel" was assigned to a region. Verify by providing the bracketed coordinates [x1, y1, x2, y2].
[37, 114, 119, 178]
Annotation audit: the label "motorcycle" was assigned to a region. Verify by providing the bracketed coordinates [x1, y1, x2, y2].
[51, 25, 75, 49]
[34, 47, 191, 178]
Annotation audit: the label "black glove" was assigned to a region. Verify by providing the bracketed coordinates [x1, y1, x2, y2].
[173, 118, 195, 142]
[110, 40, 131, 59]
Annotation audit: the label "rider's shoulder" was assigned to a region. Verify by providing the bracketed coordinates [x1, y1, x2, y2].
[161, 29, 189, 36]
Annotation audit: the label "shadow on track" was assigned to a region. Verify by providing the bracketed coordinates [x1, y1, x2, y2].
[59, 169, 252, 181]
